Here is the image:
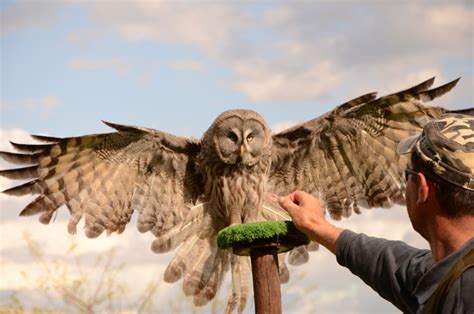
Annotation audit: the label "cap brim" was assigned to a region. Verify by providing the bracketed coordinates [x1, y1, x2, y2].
[397, 135, 420, 155]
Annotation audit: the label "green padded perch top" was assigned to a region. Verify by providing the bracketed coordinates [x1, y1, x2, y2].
[217, 221, 310, 256]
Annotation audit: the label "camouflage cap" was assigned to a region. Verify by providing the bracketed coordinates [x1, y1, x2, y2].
[397, 113, 474, 191]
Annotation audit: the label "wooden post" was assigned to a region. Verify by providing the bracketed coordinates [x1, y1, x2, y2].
[250, 246, 282, 314]
[217, 221, 309, 314]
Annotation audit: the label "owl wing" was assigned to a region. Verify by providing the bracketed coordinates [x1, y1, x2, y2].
[269, 77, 465, 220]
[0, 121, 203, 249]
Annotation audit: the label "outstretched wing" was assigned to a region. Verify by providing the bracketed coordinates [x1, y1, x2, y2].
[269, 77, 465, 220]
[0, 121, 203, 248]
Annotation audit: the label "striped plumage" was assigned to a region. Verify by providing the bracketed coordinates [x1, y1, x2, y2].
[1, 77, 469, 313]
[270, 77, 464, 219]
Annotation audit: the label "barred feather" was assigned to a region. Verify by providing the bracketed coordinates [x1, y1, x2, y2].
[288, 245, 309, 266]
[10, 141, 52, 153]
[163, 233, 199, 283]
[193, 249, 229, 306]
[270, 77, 465, 220]
[0, 166, 39, 180]
[418, 78, 460, 101]
[3, 180, 43, 196]
[0, 151, 42, 165]
[225, 255, 250, 314]
[278, 254, 290, 283]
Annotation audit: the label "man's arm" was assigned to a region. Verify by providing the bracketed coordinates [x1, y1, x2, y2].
[277, 191, 343, 254]
[277, 191, 432, 312]
[336, 229, 433, 312]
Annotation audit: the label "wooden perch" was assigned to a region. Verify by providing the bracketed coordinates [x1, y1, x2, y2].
[217, 221, 309, 314]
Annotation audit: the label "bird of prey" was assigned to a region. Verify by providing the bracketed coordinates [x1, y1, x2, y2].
[1, 77, 470, 313]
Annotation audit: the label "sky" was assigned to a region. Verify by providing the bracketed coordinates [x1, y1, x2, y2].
[0, 0, 473, 313]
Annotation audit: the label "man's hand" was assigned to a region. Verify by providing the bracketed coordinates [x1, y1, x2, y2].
[278, 191, 343, 254]
[277, 191, 325, 237]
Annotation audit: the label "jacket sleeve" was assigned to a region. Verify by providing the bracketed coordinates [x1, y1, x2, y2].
[336, 230, 433, 313]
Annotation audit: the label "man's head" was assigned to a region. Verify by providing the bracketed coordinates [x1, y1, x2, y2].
[397, 113, 474, 218]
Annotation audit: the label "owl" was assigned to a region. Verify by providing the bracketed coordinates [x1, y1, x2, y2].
[1, 77, 471, 313]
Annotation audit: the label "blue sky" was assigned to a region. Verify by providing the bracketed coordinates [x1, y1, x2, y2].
[0, 1, 473, 313]
[2, 1, 472, 136]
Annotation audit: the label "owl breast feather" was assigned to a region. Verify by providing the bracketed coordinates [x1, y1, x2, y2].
[203, 158, 270, 225]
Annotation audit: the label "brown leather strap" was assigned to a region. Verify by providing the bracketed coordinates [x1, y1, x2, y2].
[423, 245, 474, 313]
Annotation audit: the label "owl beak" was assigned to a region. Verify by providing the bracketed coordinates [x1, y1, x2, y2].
[240, 145, 245, 157]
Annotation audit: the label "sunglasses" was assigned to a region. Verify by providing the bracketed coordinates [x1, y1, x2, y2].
[404, 168, 419, 181]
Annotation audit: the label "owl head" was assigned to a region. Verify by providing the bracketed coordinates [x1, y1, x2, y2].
[202, 109, 272, 166]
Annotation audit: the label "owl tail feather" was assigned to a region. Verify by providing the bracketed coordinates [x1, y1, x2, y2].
[224, 255, 250, 314]
[188, 241, 230, 306]
[287, 245, 309, 266]
[151, 203, 207, 254]
[182, 236, 219, 297]
[164, 213, 235, 308]
[163, 233, 199, 283]
[278, 254, 290, 283]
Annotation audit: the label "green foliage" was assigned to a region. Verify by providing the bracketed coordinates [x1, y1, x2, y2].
[217, 221, 309, 255]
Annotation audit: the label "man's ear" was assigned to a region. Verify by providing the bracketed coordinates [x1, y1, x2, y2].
[416, 172, 430, 206]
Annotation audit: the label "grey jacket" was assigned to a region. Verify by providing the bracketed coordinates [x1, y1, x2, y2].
[336, 230, 474, 313]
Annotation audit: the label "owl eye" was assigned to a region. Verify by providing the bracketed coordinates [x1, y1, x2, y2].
[228, 132, 238, 142]
[246, 134, 254, 142]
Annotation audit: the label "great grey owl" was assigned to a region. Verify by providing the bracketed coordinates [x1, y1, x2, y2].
[1, 77, 471, 313]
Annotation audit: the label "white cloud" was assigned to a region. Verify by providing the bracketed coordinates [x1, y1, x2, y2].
[0, 2, 66, 35]
[231, 59, 340, 103]
[56, 2, 473, 105]
[172, 59, 205, 72]
[342, 63, 447, 102]
[263, 2, 473, 64]
[271, 121, 299, 134]
[425, 3, 473, 45]
[234, 1, 472, 104]
[68, 57, 131, 75]
[3, 2, 472, 105]
[75, 2, 250, 56]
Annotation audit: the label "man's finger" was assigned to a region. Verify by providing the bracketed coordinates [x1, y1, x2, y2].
[278, 196, 299, 214]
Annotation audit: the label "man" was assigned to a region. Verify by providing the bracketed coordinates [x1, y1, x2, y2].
[278, 114, 474, 313]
